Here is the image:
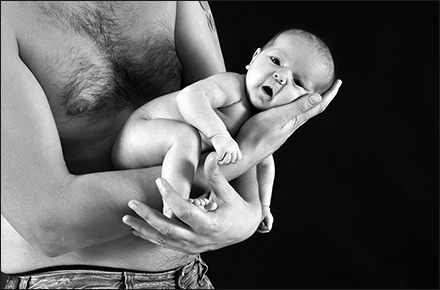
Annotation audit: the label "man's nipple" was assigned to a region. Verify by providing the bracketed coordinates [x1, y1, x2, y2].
[65, 98, 95, 115]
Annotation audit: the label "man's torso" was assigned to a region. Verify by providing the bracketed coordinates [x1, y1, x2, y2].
[2, 1, 196, 274]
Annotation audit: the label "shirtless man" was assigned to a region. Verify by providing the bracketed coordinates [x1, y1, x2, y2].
[1, 1, 341, 288]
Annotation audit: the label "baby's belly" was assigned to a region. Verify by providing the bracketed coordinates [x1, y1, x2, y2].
[1, 216, 194, 274]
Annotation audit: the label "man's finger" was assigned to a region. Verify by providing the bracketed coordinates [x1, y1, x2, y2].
[155, 178, 209, 232]
[123, 214, 197, 253]
[321, 79, 342, 110]
[204, 152, 239, 204]
[122, 214, 168, 245]
[123, 200, 200, 246]
[262, 92, 322, 130]
[125, 200, 192, 238]
[283, 79, 343, 132]
[277, 79, 343, 128]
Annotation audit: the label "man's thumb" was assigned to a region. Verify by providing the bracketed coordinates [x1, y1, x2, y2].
[204, 152, 234, 202]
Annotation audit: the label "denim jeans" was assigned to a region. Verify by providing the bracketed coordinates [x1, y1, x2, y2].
[4, 255, 213, 289]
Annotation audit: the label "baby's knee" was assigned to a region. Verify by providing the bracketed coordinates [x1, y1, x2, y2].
[171, 124, 201, 150]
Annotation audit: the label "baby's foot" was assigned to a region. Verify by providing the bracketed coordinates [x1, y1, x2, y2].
[188, 197, 218, 211]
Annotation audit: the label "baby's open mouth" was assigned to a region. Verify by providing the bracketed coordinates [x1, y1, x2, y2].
[263, 86, 273, 97]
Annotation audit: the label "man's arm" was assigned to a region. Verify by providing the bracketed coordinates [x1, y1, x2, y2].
[175, 1, 226, 85]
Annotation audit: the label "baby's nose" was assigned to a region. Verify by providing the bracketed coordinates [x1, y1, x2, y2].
[273, 72, 286, 85]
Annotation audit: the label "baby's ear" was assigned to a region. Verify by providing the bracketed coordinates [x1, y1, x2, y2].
[246, 48, 262, 70]
[251, 48, 261, 61]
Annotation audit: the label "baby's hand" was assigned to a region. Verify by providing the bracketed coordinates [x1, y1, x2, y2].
[257, 206, 274, 234]
[210, 133, 242, 165]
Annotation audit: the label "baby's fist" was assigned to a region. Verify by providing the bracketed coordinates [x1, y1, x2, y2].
[211, 133, 242, 165]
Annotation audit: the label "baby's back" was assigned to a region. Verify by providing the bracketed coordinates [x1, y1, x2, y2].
[132, 91, 183, 121]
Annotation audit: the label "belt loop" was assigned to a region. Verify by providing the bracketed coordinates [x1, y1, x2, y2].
[19, 276, 31, 289]
[196, 255, 209, 287]
[123, 271, 134, 289]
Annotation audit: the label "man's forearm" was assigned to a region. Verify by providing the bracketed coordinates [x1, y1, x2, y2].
[13, 166, 164, 257]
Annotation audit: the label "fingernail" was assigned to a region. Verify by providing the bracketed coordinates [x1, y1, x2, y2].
[122, 215, 131, 225]
[308, 94, 322, 105]
[155, 178, 163, 190]
[128, 201, 138, 210]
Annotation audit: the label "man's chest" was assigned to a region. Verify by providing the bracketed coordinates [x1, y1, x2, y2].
[17, 2, 184, 172]
[20, 2, 182, 120]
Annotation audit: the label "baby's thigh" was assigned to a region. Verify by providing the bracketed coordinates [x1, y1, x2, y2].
[112, 118, 200, 169]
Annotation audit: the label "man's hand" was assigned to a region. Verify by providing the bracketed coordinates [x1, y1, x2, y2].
[236, 79, 342, 168]
[122, 152, 261, 254]
[121, 80, 342, 254]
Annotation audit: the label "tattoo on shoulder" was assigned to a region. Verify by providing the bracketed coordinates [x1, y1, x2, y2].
[199, 1, 216, 32]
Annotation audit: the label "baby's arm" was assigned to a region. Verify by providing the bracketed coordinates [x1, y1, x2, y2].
[256, 154, 275, 233]
[176, 73, 244, 165]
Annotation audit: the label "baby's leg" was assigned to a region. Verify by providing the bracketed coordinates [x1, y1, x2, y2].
[112, 117, 201, 217]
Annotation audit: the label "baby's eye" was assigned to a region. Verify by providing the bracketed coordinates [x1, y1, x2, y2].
[270, 57, 280, 66]
[293, 78, 304, 88]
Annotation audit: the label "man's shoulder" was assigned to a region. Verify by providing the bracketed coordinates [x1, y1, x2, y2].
[1, 2, 33, 28]
[1, 2, 24, 63]
[1, 2, 19, 32]
[1, 2, 40, 49]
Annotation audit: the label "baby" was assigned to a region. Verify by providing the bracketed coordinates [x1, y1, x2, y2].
[112, 28, 335, 233]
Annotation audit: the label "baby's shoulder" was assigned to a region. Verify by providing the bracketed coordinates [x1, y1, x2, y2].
[214, 72, 245, 81]
[210, 72, 246, 90]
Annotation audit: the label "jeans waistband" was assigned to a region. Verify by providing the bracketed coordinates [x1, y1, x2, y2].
[4, 255, 212, 289]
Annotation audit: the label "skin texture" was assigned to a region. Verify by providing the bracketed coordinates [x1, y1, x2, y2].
[1, 0, 341, 276]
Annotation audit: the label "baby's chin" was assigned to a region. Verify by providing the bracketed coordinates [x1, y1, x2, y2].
[249, 96, 272, 111]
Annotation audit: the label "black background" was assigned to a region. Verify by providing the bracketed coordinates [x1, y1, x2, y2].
[203, 1, 438, 289]
[1, 1, 438, 289]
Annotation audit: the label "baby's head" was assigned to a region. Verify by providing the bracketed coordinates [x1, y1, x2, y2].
[263, 29, 335, 93]
[245, 28, 335, 110]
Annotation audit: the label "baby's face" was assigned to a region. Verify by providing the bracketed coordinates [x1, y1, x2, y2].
[246, 33, 329, 110]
